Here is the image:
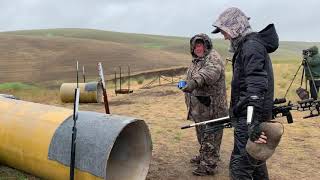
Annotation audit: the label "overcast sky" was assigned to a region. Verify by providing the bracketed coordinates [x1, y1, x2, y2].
[1, 0, 319, 41]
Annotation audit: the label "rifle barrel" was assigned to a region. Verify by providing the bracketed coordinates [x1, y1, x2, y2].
[181, 116, 230, 129]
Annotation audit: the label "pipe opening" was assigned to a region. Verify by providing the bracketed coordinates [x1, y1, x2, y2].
[106, 120, 152, 180]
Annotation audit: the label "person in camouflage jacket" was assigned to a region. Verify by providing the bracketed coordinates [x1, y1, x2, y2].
[304, 46, 320, 99]
[182, 33, 228, 176]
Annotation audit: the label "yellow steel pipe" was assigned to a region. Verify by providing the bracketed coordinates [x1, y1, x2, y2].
[0, 96, 102, 180]
[60, 82, 103, 103]
[0, 97, 152, 180]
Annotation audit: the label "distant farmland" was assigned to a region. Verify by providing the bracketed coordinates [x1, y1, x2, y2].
[0, 28, 319, 86]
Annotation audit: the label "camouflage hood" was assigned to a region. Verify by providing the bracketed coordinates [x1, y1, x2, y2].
[307, 46, 319, 56]
[212, 7, 251, 39]
[190, 33, 213, 58]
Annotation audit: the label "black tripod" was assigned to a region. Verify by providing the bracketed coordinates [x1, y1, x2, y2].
[284, 56, 319, 100]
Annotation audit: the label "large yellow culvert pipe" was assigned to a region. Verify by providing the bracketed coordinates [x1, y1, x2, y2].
[0, 97, 152, 180]
[60, 82, 103, 103]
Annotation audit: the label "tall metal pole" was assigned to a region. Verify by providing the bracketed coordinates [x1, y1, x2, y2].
[119, 66, 122, 91]
[114, 71, 117, 96]
[70, 61, 80, 180]
[76, 61, 79, 88]
[98, 62, 110, 114]
[128, 66, 130, 91]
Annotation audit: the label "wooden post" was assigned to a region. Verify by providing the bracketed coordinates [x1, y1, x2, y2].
[128, 66, 131, 91]
[114, 71, 117, 96]
[98, 63, 110, 114]
[119, 66, 122, 91]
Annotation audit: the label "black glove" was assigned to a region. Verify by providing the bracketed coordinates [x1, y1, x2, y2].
[248, 122, 262, 142]
[247, 96, 264, 141]
[182, 80, 198, 93]
[247, 106, 263, 142]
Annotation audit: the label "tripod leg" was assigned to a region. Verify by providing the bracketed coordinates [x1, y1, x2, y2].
[284, 63, 303, 98]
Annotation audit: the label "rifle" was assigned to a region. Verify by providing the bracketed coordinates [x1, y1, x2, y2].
[70, 61, 80, 180]
[181, 98, 320, 131]
[273, 98, 320, 119]
[272, 98, 294, 123]
[296, 98, 320, 118]
[98, 62, 110, 114]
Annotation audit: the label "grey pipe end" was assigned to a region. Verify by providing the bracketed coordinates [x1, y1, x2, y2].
[48, 112, 153, 180]
[106, 119, 152, 180]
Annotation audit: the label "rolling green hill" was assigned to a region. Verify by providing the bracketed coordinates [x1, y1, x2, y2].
[0, 28, 319, 86]
[5, 28, 320, 60]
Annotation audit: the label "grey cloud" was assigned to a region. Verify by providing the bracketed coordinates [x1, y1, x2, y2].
[0, 0, 319, 41]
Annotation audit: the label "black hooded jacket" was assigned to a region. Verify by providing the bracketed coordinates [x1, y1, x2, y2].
[230, 24, 279, 121]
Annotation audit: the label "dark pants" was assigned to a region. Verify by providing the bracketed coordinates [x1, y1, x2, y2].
[229, 117, 269, 180]
[309, 80, 320, 100]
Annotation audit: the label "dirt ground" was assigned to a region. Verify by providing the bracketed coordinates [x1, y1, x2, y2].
[1, 84, 320, 180]
[68, 84, 320, 180]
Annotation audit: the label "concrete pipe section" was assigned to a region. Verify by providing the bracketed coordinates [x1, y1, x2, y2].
[60, 82, 104, 103]
[0, 96, 152, 180]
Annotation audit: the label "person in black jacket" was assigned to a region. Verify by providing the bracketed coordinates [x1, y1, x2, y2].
[212, 7, 279, 180]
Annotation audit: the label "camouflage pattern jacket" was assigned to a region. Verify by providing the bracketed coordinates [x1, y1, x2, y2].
[185, 34, 228, 121]
[305, 55, 320, 80]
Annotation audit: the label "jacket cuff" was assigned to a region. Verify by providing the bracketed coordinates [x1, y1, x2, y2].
[192, 75, 204, 87]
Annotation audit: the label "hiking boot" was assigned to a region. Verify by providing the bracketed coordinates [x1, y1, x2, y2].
[190, 155, 201, 164]
[192, 164, 217, 176]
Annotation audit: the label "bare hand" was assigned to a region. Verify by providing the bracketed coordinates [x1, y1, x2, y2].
[254, 132, 267, 144]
